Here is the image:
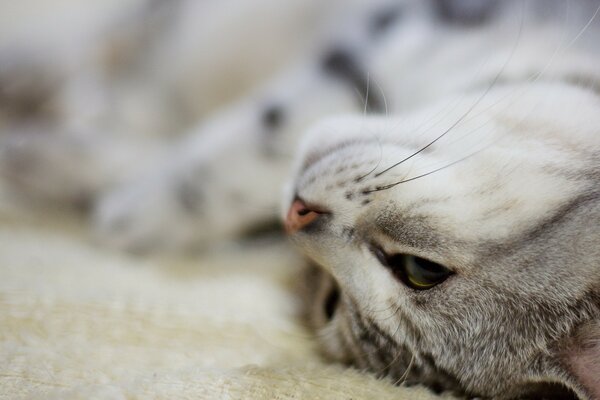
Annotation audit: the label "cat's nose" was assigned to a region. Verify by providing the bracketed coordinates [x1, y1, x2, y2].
[285, 198, 326, 234]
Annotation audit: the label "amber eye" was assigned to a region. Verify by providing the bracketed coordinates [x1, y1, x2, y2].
[371, 246, 452, 290]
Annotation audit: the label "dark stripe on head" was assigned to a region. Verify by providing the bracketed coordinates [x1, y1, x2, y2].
[347, 302, 397, 372]
[484, 190, 600, 257]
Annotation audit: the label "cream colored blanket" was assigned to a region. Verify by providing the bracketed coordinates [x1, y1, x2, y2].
[0, 192, 449, 400]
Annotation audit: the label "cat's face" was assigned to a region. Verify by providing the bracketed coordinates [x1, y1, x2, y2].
[285, 83, 600, 399]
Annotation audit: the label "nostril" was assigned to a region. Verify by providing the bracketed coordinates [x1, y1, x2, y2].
[285, 197, 327, 234]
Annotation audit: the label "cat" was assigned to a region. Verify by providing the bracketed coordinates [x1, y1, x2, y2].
[284, 1, 600, 399]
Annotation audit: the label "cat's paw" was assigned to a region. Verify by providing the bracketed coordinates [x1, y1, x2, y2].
[92, 166, 210, 253]
[93, 180, 183, 253]
[92, 152, 282, 254]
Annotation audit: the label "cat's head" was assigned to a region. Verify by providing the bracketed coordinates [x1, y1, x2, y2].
[284, 82, 600, 399]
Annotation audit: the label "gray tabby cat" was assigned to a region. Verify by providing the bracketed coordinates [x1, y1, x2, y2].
[285, 1, 600, 399]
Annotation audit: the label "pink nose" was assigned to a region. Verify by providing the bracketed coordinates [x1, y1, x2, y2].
[285, 198, 323, 234]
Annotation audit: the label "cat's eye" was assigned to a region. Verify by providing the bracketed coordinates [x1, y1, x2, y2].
[371, 245, 452, 290]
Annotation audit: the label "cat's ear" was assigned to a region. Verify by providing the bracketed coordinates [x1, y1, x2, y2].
[558, 321, 600, 400]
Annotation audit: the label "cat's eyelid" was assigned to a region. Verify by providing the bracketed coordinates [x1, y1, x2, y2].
[367, 241, 455, 292]
[367, 238, 456, 275]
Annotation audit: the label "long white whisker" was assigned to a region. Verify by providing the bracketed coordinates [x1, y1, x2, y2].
[371, 3, 526, 179]
[566, 1, 600, 48]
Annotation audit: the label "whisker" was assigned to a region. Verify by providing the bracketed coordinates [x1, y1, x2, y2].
[363, 71, 371, 116]
[353, 144, 383, 183]
[395, 352, 415, 386]
[446, 0, 571, 130]
[367, 2, 525, 182]
[363, 144, 487, 194]
[373, 318, 405, 375]
[438, 0, 599, 136]
[373, 11, 525, 179]
[354, 73, 389, 183]
[566, 1, 600, 48]
[359, 298, 398, 317]
[436, 0, 598, 155]
[378, 304, 402, 322]
[382, 47, 497, 146]
[364, 301, 413, 380]
[370, 72, 389, 117]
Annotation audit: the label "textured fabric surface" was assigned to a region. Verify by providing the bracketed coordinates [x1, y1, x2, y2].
[0, 194, 448, 400]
